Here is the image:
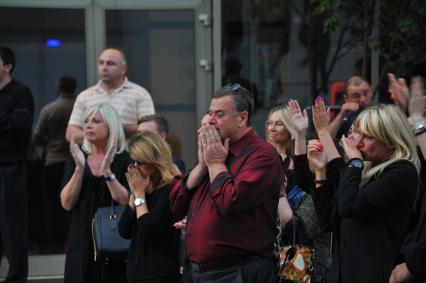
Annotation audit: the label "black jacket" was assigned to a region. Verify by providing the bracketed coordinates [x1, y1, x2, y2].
[313, 159, 419, 283]
[118, 184, 181, 282]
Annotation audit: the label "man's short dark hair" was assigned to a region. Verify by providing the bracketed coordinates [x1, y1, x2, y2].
[344, 75, 365, 93]
[139, 114, 170, 135]
[0, 46, 16, 74]
[212, 83, 254, 126]
[57, 75, 77, 94]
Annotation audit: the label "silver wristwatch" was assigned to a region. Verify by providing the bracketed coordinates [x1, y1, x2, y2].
[134, 197, 146, 207]
[413, 121, 426, 136]
[104, 173, 116, 182]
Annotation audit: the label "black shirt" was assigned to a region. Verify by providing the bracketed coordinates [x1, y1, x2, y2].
[119, 184, 181, 282]
[0, 79, 34, 164]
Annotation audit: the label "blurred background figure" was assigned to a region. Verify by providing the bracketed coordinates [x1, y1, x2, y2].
[0, 45, 34, 283]
[329, 76, 373, 139]
[32, 74, 77, 252]
[138, 114, 186, 174]
[222, 55, 260, 111]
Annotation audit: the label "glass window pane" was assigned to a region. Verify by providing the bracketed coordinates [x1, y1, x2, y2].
[106, 9, 196, 165]
[0, 7, 86, 256]
[222, 0, 361, 138]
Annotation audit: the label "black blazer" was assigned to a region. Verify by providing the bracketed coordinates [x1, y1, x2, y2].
[313, 159, 419, 283]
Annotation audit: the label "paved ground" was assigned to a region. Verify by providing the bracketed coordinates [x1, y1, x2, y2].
[30, 280, 63, 283]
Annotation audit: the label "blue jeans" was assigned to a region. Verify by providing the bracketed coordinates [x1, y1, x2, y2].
[0, 162, 28, 283]
[191, 257, 276, 283]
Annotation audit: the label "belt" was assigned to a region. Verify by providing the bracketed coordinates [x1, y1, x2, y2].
[191, 256, 266, 273]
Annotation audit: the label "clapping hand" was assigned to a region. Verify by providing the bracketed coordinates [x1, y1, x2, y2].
[312, 96, 330, 134]
[388, 73, 410, 113]
[307, 139, 327, 171]
[197, 125, 207, 167]
[408, 76, 426, 126]
[288, 99, 308, 134]
[70, 140, 85, 170]
[100, 137, 117, 176]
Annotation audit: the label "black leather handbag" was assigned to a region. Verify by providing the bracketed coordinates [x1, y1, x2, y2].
[92, 202, 131, 262]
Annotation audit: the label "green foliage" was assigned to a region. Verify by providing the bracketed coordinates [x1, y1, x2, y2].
[313, 0, 426, 77]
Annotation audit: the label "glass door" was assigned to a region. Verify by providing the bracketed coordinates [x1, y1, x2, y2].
[98, 0, 213, 166]
[0, 0, 212, 280]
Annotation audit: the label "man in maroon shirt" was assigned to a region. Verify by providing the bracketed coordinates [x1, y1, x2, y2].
[170, 83, 284, 283]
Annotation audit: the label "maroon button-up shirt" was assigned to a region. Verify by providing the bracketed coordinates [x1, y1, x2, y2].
[170, 130, 284, 263]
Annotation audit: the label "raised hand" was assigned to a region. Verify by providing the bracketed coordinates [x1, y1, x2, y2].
[100, 137, 117, 176]
[307, 139, 327, 171]
[70, 140, 86, 170]
[312, 96, 330, 134]
[126, 164, 151, 196]
[197, 126, 207, 168]
[288, 99, 308, 134]
[201, 125, 229, 167]
[408, 76, 426, 125]
[340, 132, 363, 160]
[388, 73, 410, 113]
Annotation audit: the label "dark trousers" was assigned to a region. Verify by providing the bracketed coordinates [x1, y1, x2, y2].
[191, 257, 276, 283]
[0, 162, 28, 283]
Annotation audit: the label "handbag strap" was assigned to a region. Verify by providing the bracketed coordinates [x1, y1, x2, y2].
[109, 200, 117, 219]
[291, 215, 296, 248]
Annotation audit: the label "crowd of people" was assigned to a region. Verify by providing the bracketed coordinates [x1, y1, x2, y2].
[0, 44, 426, 283]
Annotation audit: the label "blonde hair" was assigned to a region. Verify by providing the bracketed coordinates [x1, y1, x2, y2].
[82, 103, 127, 155]
[128, 131, 177, 188]
[354, 104, 420, 184]
[265, 106, 296, 143]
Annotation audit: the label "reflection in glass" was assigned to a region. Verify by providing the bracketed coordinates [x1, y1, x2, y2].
[0, 7, 86, 255]
[106, 10, 197, 166]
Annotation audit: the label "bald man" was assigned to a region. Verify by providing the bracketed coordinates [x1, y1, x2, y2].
[329, 76, 373, 139]
[66, 48, 155, 143]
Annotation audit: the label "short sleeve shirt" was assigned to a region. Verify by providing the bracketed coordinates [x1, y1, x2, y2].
[68, 78, 155, 127]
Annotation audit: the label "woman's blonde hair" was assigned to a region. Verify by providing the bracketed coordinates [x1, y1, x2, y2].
[354, 104, 420, 184]
[265, 106, 296, 141]
[265, 106, 296, 157]
[128, 131, 177, 188]
[82, 103, 127, 155]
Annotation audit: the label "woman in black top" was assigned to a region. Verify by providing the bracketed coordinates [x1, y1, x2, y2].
[119, 131, 181, 283]
[307, 102, 420, 283]
[266, 102, 331, 283]
[61, 103, 131, 283]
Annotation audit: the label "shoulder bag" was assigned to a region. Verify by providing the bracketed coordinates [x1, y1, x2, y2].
[92, 202, 131, 262]
[279, 215, 314, 283]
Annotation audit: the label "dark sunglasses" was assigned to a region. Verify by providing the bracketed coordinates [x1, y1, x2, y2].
[229, 83, 241, 92]
[131, 160, 148, 166]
